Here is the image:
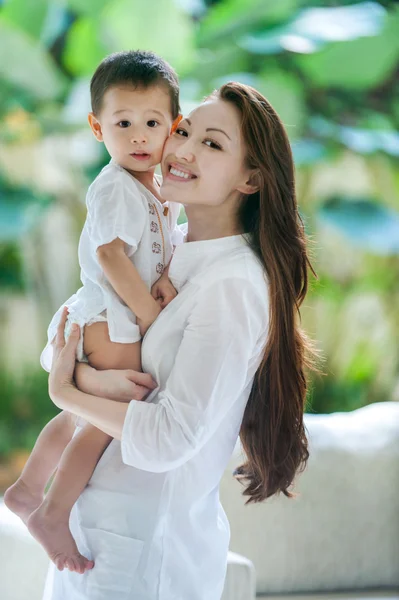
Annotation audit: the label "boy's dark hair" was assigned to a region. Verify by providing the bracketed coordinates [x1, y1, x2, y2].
[90, 50, 180, 119]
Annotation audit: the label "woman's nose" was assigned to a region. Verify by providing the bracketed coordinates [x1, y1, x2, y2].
[175, 140, 194, 163]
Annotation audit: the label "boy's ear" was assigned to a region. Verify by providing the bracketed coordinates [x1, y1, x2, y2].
[236, 169, 261, 195]
[170, 114, 183, 135]
[88, 113, 103, 141]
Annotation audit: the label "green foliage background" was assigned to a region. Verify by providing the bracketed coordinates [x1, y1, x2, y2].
[0, 0, 398, 462]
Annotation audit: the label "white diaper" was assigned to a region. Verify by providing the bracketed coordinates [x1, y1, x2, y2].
[64, 310, 108, 429]
[64, 310, 108, 362]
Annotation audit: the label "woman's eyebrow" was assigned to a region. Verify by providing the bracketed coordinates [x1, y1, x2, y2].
[185, 119, 231, 141]
[206, 128, 231, 141]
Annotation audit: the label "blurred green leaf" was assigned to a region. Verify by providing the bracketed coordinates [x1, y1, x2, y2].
[0, 18, 66, 100]
[212, 71, 258, 88]
[40, 2, 72, 48]
[295, 9, 399, 89]
[318, 197, 399, 255]
[198, 0, 297, 46]
[63, 16, 106, 77]
[194, 46, 251, 89]
[66, 0, 110, 17]
[307, 375, 374, 414]
[257, 69, 307, 138]
[310, 116, 399, 157]
[239, 2, 386, 55]
[338, 127, 399, 156]
[292, 2, 385, 43]
[292, 139, 330, 166]
[0, 181, 50, 243]
[0, 368, 58, 458]
[239, 24, 304, 55]
[102, 0, 195, 75]
[346, 342, 380, 384]
[1, 0, 49, 40]
[0, 243, 24, 290]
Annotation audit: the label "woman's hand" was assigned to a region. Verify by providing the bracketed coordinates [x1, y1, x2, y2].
[75, 363, 157, 403]
[151, 271, 177, 309]
[50, 307, 158, 410]
[48, 307, 80, 408]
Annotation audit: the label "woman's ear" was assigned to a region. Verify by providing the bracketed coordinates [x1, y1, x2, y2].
[88, 113, 103, 142]
[236, 169, 261, 195]
[170, 114, 183, 135]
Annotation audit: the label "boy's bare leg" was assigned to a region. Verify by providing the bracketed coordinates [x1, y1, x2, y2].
[26, 324, 141, 574]
[4, 411, 76, 523]
[83, 321, 142, 371]
[27, 424, 111, 573]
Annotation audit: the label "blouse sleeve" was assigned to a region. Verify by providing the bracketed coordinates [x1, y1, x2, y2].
[87, 175, 147, 255]
[121, 277, 269, 473]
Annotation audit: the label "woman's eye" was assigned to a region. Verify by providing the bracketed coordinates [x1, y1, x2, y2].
[204, 139, 222, 150]
[147, 120, 159, 128]
[118, 121, 131, 128]
[175, 128, 188, 137]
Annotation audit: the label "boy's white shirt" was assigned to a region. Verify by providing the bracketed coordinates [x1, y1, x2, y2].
[40, 159, 182, 371]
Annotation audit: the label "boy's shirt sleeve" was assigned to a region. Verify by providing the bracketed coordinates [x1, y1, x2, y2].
[87, 172, 147, 256]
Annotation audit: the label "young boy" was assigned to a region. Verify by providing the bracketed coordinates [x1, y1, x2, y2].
[5, 50, 181, 574]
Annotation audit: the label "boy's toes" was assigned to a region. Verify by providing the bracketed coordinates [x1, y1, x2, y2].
[54, 555, 66, 572]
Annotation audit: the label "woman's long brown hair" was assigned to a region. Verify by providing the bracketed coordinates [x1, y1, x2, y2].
[214, 82, 318, 503]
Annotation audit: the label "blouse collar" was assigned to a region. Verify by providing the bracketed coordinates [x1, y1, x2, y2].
[169, 228, 250, 291]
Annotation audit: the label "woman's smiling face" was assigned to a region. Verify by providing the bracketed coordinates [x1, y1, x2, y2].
[161, 97, 253, 208]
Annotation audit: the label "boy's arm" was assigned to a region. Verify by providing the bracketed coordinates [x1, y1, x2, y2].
[151, 262, 177, 309]
[97, 238, 161, 335]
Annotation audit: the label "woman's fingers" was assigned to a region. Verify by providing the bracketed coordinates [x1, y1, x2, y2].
[54, 307, 69, 349]
[127, 370, 157, 389]
[63, 323, 80, 358]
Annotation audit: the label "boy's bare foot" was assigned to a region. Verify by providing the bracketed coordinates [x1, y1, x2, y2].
[27, 504, 94, 574]
[4, 479, 43, 524]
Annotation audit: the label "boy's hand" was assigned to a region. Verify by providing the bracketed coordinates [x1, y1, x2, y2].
[151, 274, 177, 309]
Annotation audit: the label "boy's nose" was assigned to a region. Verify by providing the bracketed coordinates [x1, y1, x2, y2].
[131, 132, 147, 144]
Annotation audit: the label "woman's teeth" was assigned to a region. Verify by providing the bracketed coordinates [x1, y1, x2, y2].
[170, 167, 192, 179]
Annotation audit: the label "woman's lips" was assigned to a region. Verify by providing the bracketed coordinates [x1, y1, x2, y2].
[166, 163, 197, 182]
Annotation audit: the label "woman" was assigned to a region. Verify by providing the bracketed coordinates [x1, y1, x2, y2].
[44, 82, 315, 600]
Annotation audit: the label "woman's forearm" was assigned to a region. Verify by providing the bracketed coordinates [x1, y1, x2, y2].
[57, 386, 130, 440]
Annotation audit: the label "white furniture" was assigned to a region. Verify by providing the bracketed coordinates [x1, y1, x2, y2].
[1, 402, 398, 599]
[0, 501, 255, 600]
[220, 402, 399, 595]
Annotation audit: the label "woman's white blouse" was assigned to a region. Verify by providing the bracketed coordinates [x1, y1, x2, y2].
[40, 160, 180, 371]
[43, 234, 269, 600]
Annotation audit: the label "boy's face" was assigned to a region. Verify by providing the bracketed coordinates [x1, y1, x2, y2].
[89, 84, 174, 175]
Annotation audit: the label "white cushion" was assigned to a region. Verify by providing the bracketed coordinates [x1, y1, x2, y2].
[220, 402, 399, 594]
[0, 504, 48, 600]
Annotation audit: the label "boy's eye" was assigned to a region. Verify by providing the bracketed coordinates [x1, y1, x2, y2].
[204, 139, 222, 150]
[147, 120, 159, 128]
[118, 121, 131, 128]
[175, 127, 188, 137]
